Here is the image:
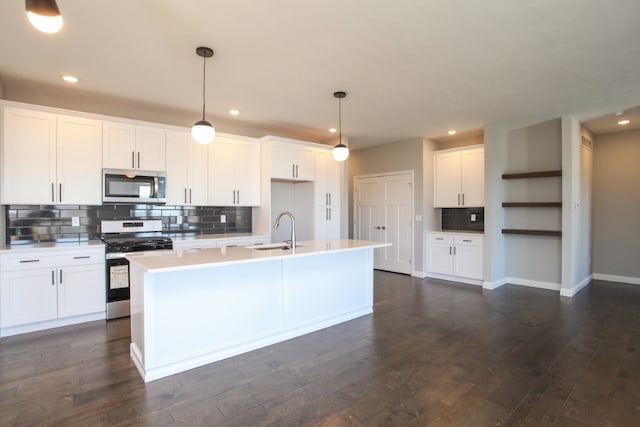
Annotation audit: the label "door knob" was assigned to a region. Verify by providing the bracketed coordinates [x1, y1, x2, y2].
[374, 226, 381, 230]
[381, 226, 386, 230]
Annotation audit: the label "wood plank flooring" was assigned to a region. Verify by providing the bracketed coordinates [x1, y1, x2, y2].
[1, 272, 640, 426]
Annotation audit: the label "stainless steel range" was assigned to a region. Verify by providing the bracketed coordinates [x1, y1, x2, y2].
[101, 220, 173, 319]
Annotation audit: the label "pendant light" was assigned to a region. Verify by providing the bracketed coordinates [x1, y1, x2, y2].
[192, 46, 216, 144]
[25, 0, 63, 34]
[332, 91, 349, 161]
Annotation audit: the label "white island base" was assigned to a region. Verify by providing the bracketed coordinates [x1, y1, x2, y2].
[128, 240, 387, 382]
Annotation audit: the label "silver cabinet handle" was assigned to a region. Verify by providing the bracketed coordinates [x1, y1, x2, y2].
[454, 246, 457, 255]
[295, 164, 299, 178]
[329, 208, 331, 220]
[435, 237, 444, 240]
[237, 190, 240, 204]
[73, 256, 90, 259]
[132, 151, 135, 168]
[59, 269, 63, 284]
[462, 239, 471, 242]
[458, 193, 461, 205]
[449, 246, 452, 255]
[51, 183, 55, 203]
[51, 270, 55, 285]
[326, 208, 329, 221]
[462, 193, 465, 205]
[20, 259, 40, 263]
[189, 188, 192, 204]
[292, 164, 295, 178]
[59, 183, 62, 202]
[233, 190, 236, 204]
[137, 152, 141, 169]
[329, 193, 332, 205]
[184, 188, 187, 204]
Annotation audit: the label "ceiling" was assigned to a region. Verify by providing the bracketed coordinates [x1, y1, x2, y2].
[1, 1, 640, 149]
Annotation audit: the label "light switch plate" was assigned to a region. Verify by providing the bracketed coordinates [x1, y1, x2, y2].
[470, 213, 477, 222]
[71, 216, 80, 227]
[220, 215, 226, 223]
[176, 216, 183, 224]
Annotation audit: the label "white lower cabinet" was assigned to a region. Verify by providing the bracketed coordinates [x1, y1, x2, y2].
[426, 232, 483, 282]
[0, 246, 105, 335]
[315, 206, 341, 240]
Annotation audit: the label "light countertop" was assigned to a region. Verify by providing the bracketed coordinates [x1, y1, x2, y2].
[127, 239, 390, 273]
[0, 240, 105, 253]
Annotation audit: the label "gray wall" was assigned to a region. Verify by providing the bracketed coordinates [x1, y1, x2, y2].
[593, 129, 640, 279]
[349, 138, 426, 273]
[504, 119, 562, 285]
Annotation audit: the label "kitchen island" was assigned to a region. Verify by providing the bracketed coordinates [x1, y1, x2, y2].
[127, 239, 389, 382]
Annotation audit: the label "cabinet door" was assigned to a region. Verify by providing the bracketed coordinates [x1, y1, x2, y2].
[426, 234, 454, 275]
[460, 148, 484, 207]
[56, 115, 102, 204]
[271, 143, 295, 179]
[135, 126, 166, 171]
[1, 270, 58, 327]
[57, 264, 105, 318]
[453, 237, 483, 280]
[1, 107, 56, 204]
[315, 206, 340, 240]
[187, 138, 209, 205]
[293, 146, 315, 181]
[208, 137, 237, 205]
[102, 121, 136, 169]
[314, 149, 340, 206]
[236, 140, 260, 206]
[433, 151, 461, 207]
[165, 131, 189, 205]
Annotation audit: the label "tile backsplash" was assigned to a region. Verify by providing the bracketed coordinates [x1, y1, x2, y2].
[441, 207, 484, 232]
[5, 204, 252, 245]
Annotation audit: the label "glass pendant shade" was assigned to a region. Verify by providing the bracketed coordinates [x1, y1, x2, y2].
[332, 144, 349, 161]
[192, 120, 215, 144]
[26, 0, 63, 33]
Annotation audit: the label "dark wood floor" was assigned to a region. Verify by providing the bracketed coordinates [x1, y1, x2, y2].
[2, 272, 640, 426]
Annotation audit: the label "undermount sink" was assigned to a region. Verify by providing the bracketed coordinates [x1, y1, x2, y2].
[246, 243, 302, 250]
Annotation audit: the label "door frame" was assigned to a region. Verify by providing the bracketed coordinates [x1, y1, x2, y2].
[353, 170, 415, 274]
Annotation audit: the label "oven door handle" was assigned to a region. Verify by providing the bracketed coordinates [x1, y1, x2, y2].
[154, 176, 159, 199]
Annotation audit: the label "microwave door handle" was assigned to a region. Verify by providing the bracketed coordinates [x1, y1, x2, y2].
[154, 176, 159, 198]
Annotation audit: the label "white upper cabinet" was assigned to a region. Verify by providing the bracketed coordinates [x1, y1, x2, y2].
[165, 131, 208, 205]
[314, 148, 340, 207]
[271, 141, 315, 181]
[433, 145, 484, 207]
[102, 121, 166, 171]
[208, 135, 261, 206]
[1, 107, 101, 205]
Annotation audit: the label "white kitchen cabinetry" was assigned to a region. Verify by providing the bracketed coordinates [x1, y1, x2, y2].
[1, 107, 102, 204]
[270, 140, 315, 181]
[165, 130, 208, 205]
[426, 232, 483, 283]
[433, 145, 484, 207]
[0, 246, 106, 336]
[208, 135, 261, 206]
[314, 148, 341, 239]
[103, 121, 166, 171]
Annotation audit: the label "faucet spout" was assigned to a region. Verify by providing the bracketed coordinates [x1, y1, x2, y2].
[274, 211, 296, 250]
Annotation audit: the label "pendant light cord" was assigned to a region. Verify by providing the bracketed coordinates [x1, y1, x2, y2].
[338, 96, 342, 144]
[201, 53, 207, 120]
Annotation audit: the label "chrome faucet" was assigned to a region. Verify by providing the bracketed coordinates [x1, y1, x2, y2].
[274, 211, 296, 250]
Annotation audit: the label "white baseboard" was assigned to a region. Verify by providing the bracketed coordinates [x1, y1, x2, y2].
[424, 272, 482, 286]
[506, 277, 561, 292]
[412, 270, 427, 278]
[593, 273, 640, 286]
[482, 278, 507, 290]
[560, 275, 592, 297]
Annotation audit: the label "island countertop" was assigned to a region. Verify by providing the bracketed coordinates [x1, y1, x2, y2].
[127, 239, 389, 273]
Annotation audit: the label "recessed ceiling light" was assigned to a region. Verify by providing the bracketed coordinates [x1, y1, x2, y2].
[618, 119, 630, 125]
[447, 130, 457, 135]
[229, 109, 239, 116]
[329, 128, 337, 133]
[62, 75, 79, 83]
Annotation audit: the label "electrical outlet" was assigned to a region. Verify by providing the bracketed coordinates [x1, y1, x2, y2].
[71, 216, 80, 227]
[415, 214, 422, 222]
[176, 216, 183, 225]
[220, 214, 226, 223]
[470, 213, 477, 222]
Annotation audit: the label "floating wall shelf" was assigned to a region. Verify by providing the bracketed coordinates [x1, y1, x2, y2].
[502, 229, 562, 237]
[502, 202, 562, 208]
[501, 170, 562, 179]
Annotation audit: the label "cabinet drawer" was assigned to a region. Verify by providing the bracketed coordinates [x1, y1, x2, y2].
[454, 235, 483, 246]
[1, 247, 104, 271]
[427, 234, 453, 244]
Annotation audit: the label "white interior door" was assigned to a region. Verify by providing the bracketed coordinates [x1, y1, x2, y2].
[355, 173, 413, 274]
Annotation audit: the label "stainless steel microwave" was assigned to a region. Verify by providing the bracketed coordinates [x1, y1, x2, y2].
[102, 169, 167, 204]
